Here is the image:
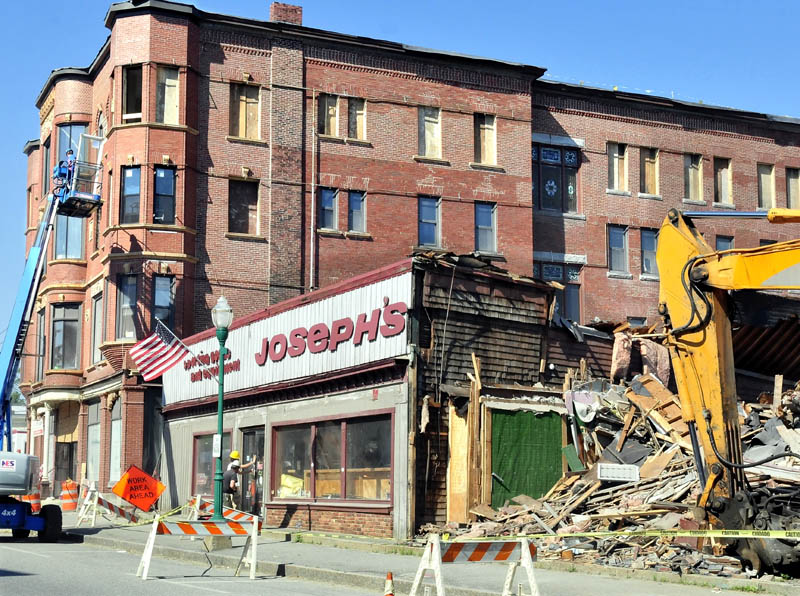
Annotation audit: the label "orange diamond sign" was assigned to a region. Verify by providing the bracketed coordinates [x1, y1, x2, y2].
[112, 465, 166, 511]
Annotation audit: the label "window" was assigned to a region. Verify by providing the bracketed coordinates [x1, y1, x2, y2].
[192, 432, 231, 496]
[109, 397, 122, 483]
[156, 66, 179, 125]
[474, 202, 496, 253]
[639, 148, 658, 195]
[93, 206, 102, 251]
[760, 239, 777, 247]
[607, 142, 627, 191]
[714, 158, 732, 204]
[787, 168, 800, 209]
[91, 293, 103, 364]
[51, 304, 80, 369]
[318, 94, 338, 136]
[641, 229, 658, 277]
[536, 262, 581, 322]
[152, 275, 175, 329]
[418, 107, 441, 158]
[716, 235, 734, 251]
[348, 191, 366, 233]
[154, 167, 175, 224]
[533, 144, 580, 212]
[58, 124, 86, 164]
[86, 401, 100, 483]
[684, 154, 702, 201]
[473, 114, 496, 165]
[97, 111, 107, 138]
[121, 166, 141, 224]
[348, 98, 366, 140]
[55, 215, 84, 259]
[228, 179, 258, 234]
[116, 274, 137, 340]
[418, 196, 440, 247]
[273, 414, 391, 501]
[608, 225, 628, 273]
[627, 316, 647, 327]
[758, 163, 775, 209]
[318, 187, 337, 230]
[42, 138, 51, 196]
[122, 65, 142, 123]
[35, 309, 45, 382]
[229, 84, 259, 139]
[107, 170, 113, 227]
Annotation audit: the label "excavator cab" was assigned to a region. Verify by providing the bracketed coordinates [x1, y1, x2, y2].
[55, 133, 104, 218]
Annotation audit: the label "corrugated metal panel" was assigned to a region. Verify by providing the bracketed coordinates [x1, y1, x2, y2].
[163, 272, 413, 405]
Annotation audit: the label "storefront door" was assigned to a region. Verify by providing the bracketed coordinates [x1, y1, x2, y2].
[239, 427, 265, 515]
[54, 441, 76, 495]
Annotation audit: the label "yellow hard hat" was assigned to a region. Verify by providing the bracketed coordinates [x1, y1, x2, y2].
[230, 449, 240, 459]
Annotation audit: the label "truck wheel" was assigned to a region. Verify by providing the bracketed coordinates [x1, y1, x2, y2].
[11, 528, 30, 539]
[38, 504, 62, 543]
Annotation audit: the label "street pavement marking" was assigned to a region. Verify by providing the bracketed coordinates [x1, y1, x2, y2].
[0, 545, 50, 558]
[156, 578, 230, 594]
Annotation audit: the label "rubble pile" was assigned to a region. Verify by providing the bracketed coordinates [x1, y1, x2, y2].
[419, 373, 800, 579]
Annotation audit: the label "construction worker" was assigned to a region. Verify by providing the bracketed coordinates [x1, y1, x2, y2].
[228, 449, 255, 472]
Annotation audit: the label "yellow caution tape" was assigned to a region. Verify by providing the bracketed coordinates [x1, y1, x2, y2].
[451, 528, 800, 542]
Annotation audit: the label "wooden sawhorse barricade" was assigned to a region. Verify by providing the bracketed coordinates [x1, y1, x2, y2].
[410, 535, 540, 596]
[76, 485, 142, 527]
[136, 518, 259, 580]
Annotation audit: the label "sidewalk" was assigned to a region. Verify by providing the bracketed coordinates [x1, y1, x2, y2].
[61, 510, 798, 595]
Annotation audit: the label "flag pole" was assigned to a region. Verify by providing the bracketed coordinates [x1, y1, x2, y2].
[154, 318, 221, 387]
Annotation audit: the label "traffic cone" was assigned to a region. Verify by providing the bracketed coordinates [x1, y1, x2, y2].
[383, 571, 395, 595]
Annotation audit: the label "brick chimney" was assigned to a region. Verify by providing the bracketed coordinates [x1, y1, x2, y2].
[270, 2, 303, 25]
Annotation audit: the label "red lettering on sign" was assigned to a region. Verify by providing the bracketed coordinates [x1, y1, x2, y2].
[380, 300, 408, 338]
[255, 337, 269, 366]
[269, 334, 288, 362]
[354, 309, 381, 346]
[307, 323, 329, 354]
[329, 318, 354, 352]
[288, 327, 308, 358]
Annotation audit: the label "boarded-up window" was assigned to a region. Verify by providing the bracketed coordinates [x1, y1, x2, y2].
[639, 147, 658, 194]
[684, 154, 702, 201]
[758, 163, 774, 208]
[787, 168, 800, 209]
[156, 67, 179, 124]
[714, 157, 731, 204]
[473, 114, 496, 164]
[348, 98, 366, 140]
[318, 94, 338, 136]
[122, 65, 142, 123]
[418, 107, 441, 158]
[229, 84, 259, 139]
[228, 179, 258, 234]
[607, 142, 626, 190]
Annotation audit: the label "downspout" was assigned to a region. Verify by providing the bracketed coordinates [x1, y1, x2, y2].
[268, 58, 274, 298]
[310, 89, 316, 291]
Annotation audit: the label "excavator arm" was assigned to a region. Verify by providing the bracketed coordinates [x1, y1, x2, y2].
[657, 208, 800, 572]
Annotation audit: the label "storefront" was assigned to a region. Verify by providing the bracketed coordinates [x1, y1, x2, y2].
[160, 263, 414, 538]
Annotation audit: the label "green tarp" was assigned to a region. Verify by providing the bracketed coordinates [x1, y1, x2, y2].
[491, 409, 562, 509]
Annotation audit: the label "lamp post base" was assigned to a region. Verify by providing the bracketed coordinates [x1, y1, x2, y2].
[204, 535, 232, 551]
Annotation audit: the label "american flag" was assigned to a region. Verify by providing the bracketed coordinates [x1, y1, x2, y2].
[129, 320, 189, 381]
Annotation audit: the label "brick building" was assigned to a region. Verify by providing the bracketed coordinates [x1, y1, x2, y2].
[16, 0, 800, 518]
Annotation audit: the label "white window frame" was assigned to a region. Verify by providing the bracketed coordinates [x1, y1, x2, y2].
[418, 107, 442, 159]
[607, 142, 628, 191]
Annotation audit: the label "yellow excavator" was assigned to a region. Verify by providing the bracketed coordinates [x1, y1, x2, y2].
[657, 207, 800, 572]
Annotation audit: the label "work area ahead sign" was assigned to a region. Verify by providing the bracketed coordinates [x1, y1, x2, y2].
[112, 465, 166, 511]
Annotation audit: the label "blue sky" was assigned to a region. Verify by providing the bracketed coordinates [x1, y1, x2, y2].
[1, 0, 798, 340]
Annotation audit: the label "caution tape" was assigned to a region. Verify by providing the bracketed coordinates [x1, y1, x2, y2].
[447, 528, 800, 542]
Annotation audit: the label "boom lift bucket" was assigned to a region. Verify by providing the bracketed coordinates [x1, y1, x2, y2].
[55, 134, 104, 218]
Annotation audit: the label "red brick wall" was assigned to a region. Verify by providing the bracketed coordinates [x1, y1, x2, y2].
[266, 504, 393, 538]
[532, 83, 800, 324]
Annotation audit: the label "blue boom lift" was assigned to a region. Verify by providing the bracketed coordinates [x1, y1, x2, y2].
[0, 134, 103, 540]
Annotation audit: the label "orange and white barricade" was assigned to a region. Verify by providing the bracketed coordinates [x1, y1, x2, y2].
[136, 518, 259, 581]
[187, 495, 261, 525]
[77, 485, 142, 527]
[410, 535, 539, 596]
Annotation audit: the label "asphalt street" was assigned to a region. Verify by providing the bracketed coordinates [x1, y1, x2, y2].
[0, 536, 377, 596]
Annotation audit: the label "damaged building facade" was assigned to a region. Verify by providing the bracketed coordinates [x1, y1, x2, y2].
[159, 256, 612, 537]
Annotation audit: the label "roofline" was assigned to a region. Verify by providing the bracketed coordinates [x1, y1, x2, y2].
[104, 1, 546, 78]
[536, 79, 800, 128]
[22, 139, 40, 155]
[35, 37, 110, 108]
[180, 257, 415, 346]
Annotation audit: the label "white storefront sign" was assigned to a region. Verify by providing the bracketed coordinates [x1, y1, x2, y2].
[31, 419, 44, 438]
[163, 271, 412, 405]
